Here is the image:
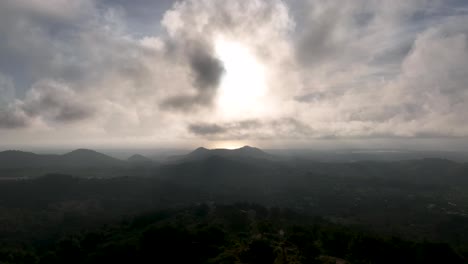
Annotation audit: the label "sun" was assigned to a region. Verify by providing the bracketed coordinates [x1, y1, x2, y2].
[209, 141, 247, 150]
[214, 37, 268, 118]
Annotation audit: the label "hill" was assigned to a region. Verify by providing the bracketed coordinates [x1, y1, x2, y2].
[61, 149, 125, 167]
[0, 149, 127, 178]
[0, 150, 60, 169]
[0, 203, 463, 264]
[128, 154, 154, 164]
[171, 145, 274, 162]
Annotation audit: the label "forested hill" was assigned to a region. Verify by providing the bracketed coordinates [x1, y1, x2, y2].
[0, 204, 465, 264]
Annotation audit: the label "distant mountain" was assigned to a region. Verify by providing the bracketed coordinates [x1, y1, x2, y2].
[0, 150, 60, 169]
[158, 148, 290, 194]
[0, 149, 124, 169]
[173, 146, 274, 162]
[128, 154, 154, 165]
[61, 149, 125, 167]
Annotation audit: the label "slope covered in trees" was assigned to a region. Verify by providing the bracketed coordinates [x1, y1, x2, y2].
[0, 204, 465, 264]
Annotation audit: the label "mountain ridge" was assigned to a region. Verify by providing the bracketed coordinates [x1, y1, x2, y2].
[0, 149, 124, 169]
[128, 154, 154, 165]
[172, 145, 274, 162]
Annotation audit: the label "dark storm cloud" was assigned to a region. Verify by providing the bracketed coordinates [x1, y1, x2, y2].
[188, 118, 314, 140]
[161, 42, 225, 111]
[0, 108, 29, 129]
[26, 83, 95, 123]
[23, 97, 92, 124]
[189, 47, 224, 91]
[271, 118, 315, 137]
[21, 82, 94, 124]
[189, 120, 262, 136]
[189, 123, 226, 135]
[0, 81, 94, 129]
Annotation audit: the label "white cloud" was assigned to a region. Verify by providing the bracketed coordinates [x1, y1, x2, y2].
[0, 0, 468, 148]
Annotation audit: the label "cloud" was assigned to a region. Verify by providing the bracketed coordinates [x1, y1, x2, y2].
[189, 123, 226, 135]
[188, 45, 224, 96]
[159, 0, 292, 112]
[0, 107, 29, 129]
[161, 41, 224, 111]
[387, 15, 468, 136]
[21, 81, 94, 123]
[287, 0, 468, 139]
[0, 74, 27, 129]
[188, 118, 314, 140]
[1, 0, 468, 147]
[294, 91, 339, 103]
[0, 73, 15, 106]
[0, 80, 95, 129]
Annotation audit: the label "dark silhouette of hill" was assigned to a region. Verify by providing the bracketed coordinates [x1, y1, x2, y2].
[171, 145, 275, 163]
[128, 154, 153, 164]
[0, 150, 60, 168]
[61, 149, 124, 167]
[0, 149, 124, 170]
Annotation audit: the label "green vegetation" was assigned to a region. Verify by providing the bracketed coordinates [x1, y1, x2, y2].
[0, 204, 465, 264]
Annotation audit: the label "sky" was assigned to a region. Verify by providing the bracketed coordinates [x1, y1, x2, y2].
[0, 0, 468, 150]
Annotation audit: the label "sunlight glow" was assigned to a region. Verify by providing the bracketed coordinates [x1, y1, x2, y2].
[209, 141, 247, 150]
[214, 37, 268, 118]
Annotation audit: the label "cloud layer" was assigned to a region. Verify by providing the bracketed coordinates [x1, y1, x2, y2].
[0, 0, 467, 148]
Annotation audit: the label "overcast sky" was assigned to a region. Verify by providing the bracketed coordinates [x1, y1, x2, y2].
[1, 0, 468, 150]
